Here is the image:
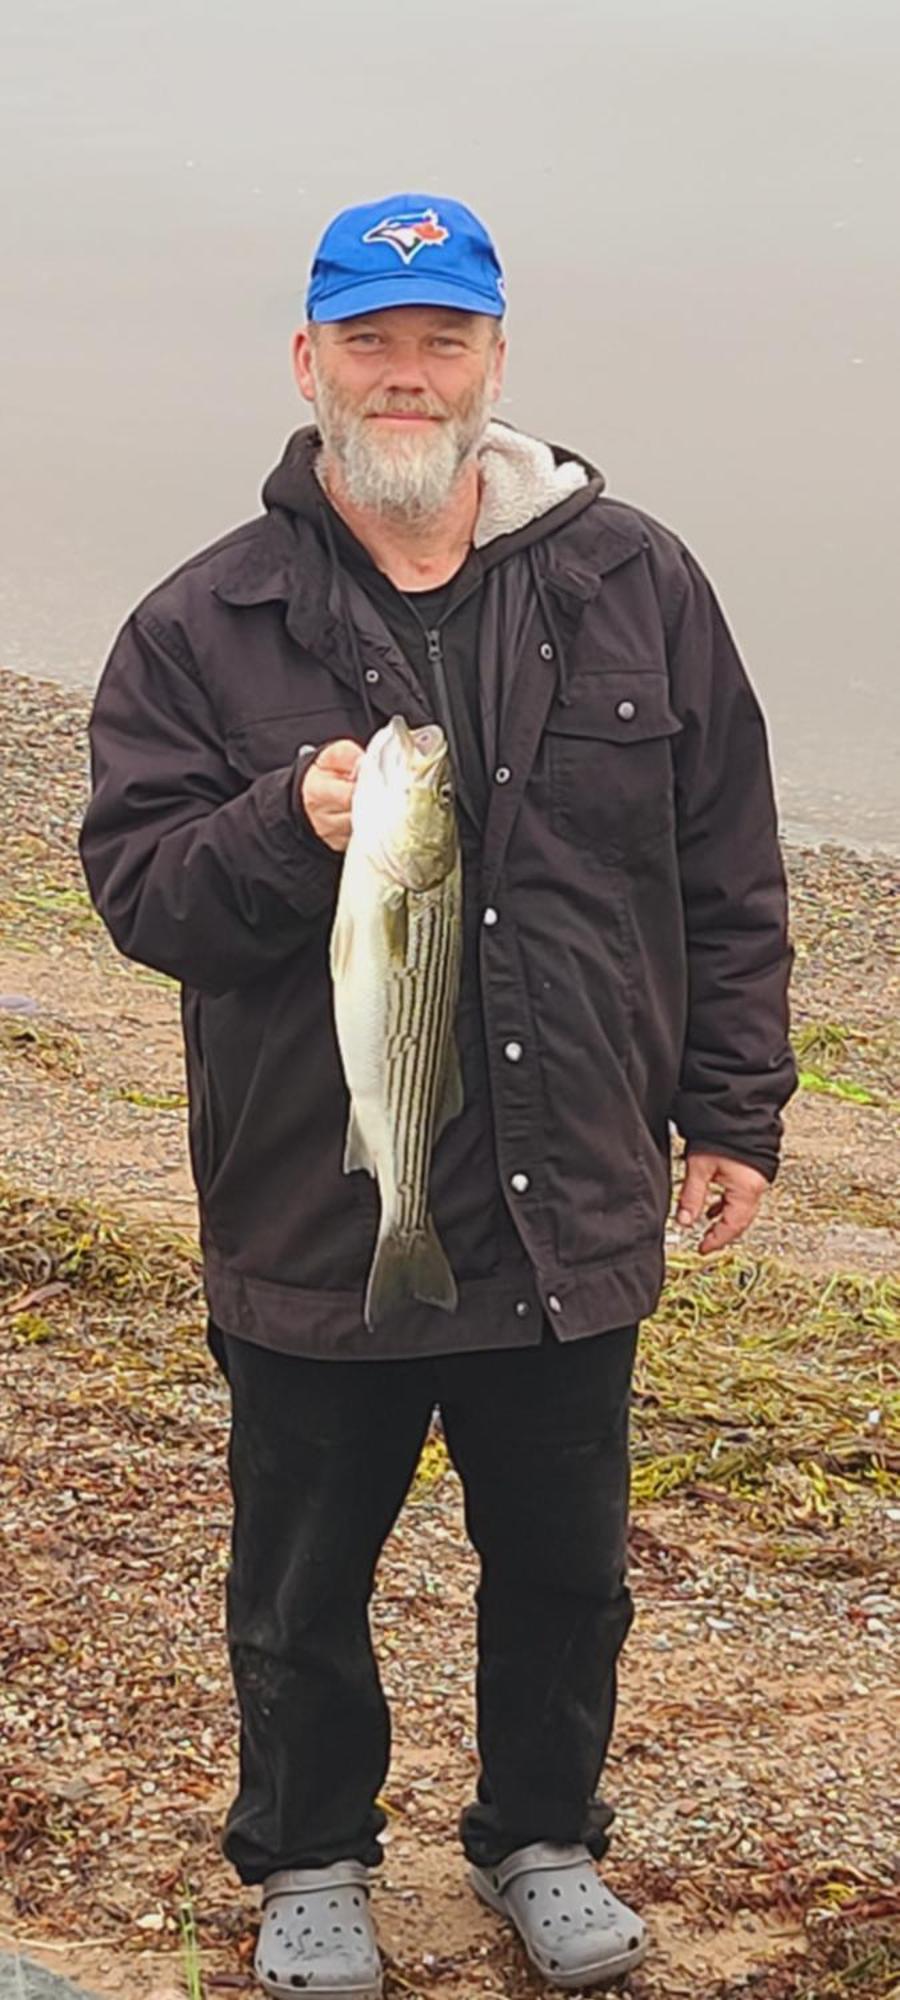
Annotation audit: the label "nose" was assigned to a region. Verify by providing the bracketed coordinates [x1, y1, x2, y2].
[380, 340, 431, 394]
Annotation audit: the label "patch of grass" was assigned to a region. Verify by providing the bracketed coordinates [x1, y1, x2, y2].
[9, 882, 99, 938]
[793, 1020, 854, 1072]
[179, 1884, 205, 2000]
[411, 1254, 899, 1552]
[799, 1068, 879, 1106]
[9, 1311, 54, 1343]
[1, 1181, 896, 1563]
[0, 1016, 86, 1080]
[117, 1086, 188, 1111]
[629, 1255, 900, 1529]
[0, 1178, 201, 1309]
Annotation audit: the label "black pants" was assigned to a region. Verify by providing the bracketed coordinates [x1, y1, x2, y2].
[208, 1320, 637, 1885]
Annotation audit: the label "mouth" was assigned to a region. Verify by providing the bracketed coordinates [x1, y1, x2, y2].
[367, 412, 444, 425]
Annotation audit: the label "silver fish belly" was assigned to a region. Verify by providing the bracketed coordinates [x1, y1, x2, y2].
[331, 836, 463, 1331]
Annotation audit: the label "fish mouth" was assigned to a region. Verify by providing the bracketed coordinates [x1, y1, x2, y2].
[388, 716, 446, 770]
[410, 724, 445, 761]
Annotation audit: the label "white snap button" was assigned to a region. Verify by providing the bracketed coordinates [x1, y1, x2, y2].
[616, 699, 636, 721]
[539, 641, 554, 661]
[365, 668, 380, 685]
[547, 1293, 563, 1314]
[515, 1301, 530, 1317]
[494, 765, 512, 785]
[510, 1172, 531, 1194]
[483, 906, 499, 927]
[504, 1041, 524, 1063]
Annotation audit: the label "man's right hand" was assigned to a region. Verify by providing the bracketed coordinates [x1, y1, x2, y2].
[300, 739, 364, 852]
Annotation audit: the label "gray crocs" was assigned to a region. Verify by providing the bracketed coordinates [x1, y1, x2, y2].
[254, 1861, 383, 1998]
[470, 1841, 647, 1990]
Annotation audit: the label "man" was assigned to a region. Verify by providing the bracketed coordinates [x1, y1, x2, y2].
[80, 192, 795, 1997]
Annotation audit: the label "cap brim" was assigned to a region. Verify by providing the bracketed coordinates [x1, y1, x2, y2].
[308, 273, 504, 324]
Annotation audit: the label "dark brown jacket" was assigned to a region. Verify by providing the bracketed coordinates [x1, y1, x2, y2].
[79, 428, 796, 1359]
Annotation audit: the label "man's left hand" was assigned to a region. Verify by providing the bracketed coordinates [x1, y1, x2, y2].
[676, 1153, 769, 1255]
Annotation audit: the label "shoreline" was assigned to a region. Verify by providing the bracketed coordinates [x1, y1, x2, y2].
[2, 660, 898, 864]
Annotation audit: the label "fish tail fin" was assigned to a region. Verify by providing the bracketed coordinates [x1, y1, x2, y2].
[364, 1216, 458, 1331]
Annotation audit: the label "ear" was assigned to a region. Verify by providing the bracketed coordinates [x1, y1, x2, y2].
[489, 329, 508, 406]
[293, 327, 316, 405]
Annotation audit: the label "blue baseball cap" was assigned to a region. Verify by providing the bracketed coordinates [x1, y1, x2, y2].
[306, 192, 506, 324]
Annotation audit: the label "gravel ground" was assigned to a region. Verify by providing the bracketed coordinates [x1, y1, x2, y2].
[0, 667, 897, 1999]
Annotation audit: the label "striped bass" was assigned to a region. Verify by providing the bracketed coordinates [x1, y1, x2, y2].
[330, 715, 463, 1331]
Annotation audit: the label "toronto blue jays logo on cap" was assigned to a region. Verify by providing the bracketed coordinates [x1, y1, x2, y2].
[306, 193, 506, 322]
[361, 207, 451, 266]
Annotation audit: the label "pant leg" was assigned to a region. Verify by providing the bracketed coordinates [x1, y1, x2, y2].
[213, 1327, 435, 1883]
[438, 1324, 638, 1869]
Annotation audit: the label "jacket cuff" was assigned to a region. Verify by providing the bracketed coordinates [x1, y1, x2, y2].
[681, 1137, 780, 1184]
[255, 755, 342, 895]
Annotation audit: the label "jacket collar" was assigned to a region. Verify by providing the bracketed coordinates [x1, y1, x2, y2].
[211, 486, 647, 617]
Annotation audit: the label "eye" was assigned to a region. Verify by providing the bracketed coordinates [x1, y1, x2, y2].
[439, 781, 454, 806]
[431, 336, 465, 353]
[346, 332, 382, 349]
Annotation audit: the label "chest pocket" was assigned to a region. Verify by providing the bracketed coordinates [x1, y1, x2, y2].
[224, 705, 362, 782]
[544, 669, 682, 859]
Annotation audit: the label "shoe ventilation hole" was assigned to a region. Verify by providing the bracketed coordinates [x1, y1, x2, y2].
[527, 1889, 536, 1901]
[315, 1939, 324, 1949]
[274, 1927, 283, 1937]
[629, 1934, 639, 1950]
[290, 1980, 307, 1992]
[552, 1887, 561, 1897]
[353, 1895, 361, 1906]
[562, 1914, 571, 1923]
[579, 1881, 588, 1892]
[329, 1899, 338, 1909]
[354, 1925, 363, 1935]
[585, 1904, 595, 1915]
[332, 1925, 342, 1933]
[302, 1926, 312, 1937]
[295, 1905, 305, 1915]
[549, 1963, 560, 1973]
[542, 1919, 551, 1929]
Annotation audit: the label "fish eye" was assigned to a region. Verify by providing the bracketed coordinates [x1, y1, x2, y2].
[439, 781, 453, 806]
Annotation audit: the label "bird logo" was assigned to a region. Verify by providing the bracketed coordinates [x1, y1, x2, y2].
[362, 208, 451, 265]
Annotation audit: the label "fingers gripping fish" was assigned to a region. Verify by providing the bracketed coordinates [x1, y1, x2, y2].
[330, 717, 464, 1330]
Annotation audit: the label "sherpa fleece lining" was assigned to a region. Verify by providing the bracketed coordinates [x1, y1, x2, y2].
[472, 422, 588, 546]
[314, 421, 589, 550]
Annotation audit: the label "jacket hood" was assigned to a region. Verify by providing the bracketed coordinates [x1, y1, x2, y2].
[261, 422, 605, 558]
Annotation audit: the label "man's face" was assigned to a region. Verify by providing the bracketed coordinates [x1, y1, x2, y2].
[293, 306, 506, 521]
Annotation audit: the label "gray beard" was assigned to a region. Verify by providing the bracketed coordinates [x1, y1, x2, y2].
[312, 375, 494, 524]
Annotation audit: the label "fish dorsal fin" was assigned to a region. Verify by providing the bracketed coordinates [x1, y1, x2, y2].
[435, 1038, 464, 1141]
[343, 1103, 376, 1177]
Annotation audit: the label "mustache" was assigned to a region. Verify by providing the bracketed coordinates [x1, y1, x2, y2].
[361, 391, 450, 420]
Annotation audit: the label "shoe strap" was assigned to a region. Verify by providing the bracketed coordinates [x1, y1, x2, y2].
[491, 1842, 594, 1893]
[261, 1860, 371, 1902]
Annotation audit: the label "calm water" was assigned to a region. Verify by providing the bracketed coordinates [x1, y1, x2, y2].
[2, 0, 898, 850]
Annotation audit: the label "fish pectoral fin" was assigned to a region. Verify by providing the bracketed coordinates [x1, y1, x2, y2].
[364, 1216, 458, 1330]
[434, 1038, 464, 1140]
[382, 886, 408, 964]
[330, 903, 355, 983]
[343, 1104, 376, 1177]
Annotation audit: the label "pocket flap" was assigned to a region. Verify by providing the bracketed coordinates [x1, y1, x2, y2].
[545, 671, 682, 744]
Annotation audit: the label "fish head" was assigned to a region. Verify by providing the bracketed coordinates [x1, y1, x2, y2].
[353, 716, 458, 890]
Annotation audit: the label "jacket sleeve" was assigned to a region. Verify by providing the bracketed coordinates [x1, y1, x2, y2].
[665, 548, 797, 1179]
[79, 611, 341, 995]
